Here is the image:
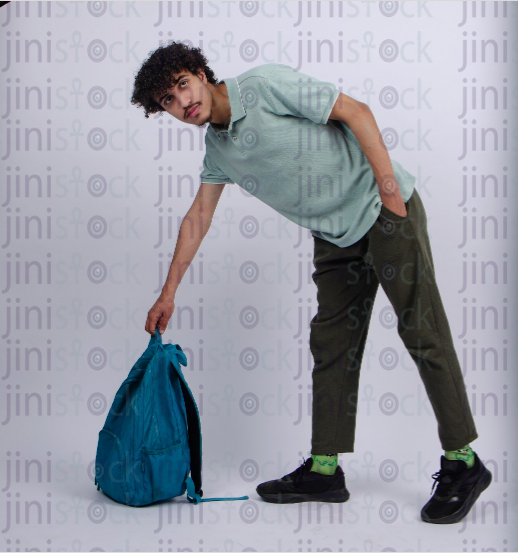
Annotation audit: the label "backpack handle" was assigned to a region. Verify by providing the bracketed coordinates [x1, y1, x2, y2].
[153, 326, 163, 345]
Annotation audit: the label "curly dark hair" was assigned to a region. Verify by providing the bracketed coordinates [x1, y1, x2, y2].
[131, 41, 220, 119]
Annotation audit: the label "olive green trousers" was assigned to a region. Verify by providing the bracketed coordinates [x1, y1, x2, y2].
[310, 188, 478, 454]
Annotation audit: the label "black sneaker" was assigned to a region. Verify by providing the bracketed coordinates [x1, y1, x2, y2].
[256, 456, 350, 504]
[421, 452, 492, 524]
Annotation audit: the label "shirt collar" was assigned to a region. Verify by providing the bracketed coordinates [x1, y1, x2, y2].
[209, 78, 247, 137]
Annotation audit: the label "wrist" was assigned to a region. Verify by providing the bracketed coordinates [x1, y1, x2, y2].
[161, 284, 177, 299]
[381, 195, 407, 217]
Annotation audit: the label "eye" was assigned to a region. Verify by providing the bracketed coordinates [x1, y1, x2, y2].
[163, 80, 188, 106]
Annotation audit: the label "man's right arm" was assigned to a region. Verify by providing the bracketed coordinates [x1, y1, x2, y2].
[161, 181, 227, 298]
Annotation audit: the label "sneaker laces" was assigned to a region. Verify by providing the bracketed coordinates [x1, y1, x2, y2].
[430, 468, 463, 497]
[282, 456, 311, 487]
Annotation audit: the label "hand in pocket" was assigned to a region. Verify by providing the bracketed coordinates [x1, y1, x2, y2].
[381, 200, 407, 218]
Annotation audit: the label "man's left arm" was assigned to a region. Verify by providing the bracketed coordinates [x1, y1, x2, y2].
[328, 93, 407, 217]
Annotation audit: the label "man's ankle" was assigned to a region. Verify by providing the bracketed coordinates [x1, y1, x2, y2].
[310, 453, 338, 475]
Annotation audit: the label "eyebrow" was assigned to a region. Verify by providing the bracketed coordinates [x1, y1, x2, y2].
[158, 74, 189, 105]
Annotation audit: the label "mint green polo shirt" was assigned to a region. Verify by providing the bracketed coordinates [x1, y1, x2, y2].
[200, 63, 416, 248]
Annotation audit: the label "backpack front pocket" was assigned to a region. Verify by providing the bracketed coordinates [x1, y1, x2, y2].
[96, 429, 135, 505]
[141, 440, 189, 503]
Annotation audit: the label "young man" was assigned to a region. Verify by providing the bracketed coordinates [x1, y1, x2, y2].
[131, 42, 491, 524]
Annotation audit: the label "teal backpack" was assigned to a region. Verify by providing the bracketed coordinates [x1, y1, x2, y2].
[94, 327, 249, 506]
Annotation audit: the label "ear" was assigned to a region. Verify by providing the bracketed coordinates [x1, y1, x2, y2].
[196, 68, 208, 84]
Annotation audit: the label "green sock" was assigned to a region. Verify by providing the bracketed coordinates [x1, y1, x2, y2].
[310, 453, 338, 475]
[444, 444, 475, 468]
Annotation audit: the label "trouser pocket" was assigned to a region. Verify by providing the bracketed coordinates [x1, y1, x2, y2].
[141, 440, 190, 503]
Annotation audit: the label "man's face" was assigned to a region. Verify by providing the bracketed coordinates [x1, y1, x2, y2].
[154, 68, 213, 128]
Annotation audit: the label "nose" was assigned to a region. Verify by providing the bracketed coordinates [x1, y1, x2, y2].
[182, 99, 196, 117]
[180, 85, 194, 107]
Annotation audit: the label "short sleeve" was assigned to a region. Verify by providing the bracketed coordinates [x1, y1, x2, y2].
[263, 64, 340, 125]
[200, 146, 233, 185]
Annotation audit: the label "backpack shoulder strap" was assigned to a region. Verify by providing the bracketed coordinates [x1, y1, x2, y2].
[178, 369, 203, 495]
[166, 343, 248, 505]
[165, 344, 203, 496]
[184, 475, 248, 504]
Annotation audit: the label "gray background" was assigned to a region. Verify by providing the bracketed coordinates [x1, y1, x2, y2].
[0, 1, 517, 551]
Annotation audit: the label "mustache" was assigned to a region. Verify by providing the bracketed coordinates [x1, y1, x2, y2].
[185, 102, 200, 117]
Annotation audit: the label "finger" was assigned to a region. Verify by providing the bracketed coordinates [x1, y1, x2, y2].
[147, 313, 159, 335]
[158, 316, 168, 334]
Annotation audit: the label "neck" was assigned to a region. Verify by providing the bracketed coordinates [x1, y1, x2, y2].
[208, 81, 231, 127]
